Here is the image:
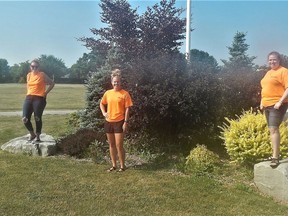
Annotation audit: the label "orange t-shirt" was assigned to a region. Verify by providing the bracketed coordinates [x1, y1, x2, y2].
[261, 66, 288, 107]
[26, 71, 46, 97]
[100, 89, 133, 122]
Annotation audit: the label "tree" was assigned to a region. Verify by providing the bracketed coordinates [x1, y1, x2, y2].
[280, 53, 288, 68]
[80, 47, 126, 128]
[38, 55, 68, 80]
[221, 32, 256, 72]
[219, 32, 260, 118]
[0, 59, 10, 83]
[70, 51, 106, 80]
[9, 61, 30, 83]
[138, 0, 186, 56]
[79, 0, 139, 60]
[190, 49, 220, 74]
[79, 0, 186, 61]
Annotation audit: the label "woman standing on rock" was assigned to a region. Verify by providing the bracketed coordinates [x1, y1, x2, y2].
[260, 51, 288, 167]
[22, 59, 55, 142]
[100, 69, 133, 172]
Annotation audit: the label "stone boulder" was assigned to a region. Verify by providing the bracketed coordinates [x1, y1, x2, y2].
[254, 159, 288, 202]
[0, 133, 56, 157]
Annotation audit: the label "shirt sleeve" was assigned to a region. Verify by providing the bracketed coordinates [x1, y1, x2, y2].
[101, 92, 108, 105]
[282, 69, 288, 89]
[125, 92, 133, 108]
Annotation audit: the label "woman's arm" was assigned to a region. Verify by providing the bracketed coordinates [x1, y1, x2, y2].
[44, 73, 55, 97]
[274, 88, 288, 109]
[122, 107, 130, 133]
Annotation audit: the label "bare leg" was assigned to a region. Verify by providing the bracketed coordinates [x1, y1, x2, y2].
[115, 133, 125, 169]
[107, 133, 117, 168]
[270, 127, 280, 158]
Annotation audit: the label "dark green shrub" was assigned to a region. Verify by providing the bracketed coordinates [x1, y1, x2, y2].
[56, 128, 106, 158]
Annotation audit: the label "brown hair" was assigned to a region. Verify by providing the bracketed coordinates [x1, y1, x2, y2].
[30, 59, 40, 66]
[268, 51, 282, 64]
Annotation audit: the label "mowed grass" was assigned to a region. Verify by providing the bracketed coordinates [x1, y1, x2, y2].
[0, 119, 288, 215]
[0, 83, 86, 111]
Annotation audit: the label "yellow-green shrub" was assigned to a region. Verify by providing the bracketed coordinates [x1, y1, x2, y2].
[185, 144, 220, 175]
[220, 109, 288, 165]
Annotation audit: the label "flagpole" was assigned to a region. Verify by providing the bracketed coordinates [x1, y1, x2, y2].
[185, 0, 191, 61]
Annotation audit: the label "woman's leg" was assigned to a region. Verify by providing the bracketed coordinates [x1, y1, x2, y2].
[33, 97, 46, 139]
[107, 133, 117, 168]
[22, 96, 35, 138]
[115, 133, 125, 169]
[270, 127, 280, 159]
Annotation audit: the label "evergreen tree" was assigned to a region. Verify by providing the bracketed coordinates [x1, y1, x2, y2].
[138, 0, 186, 56]
[221, 32, 256, 72]
[80, 47, 126, 128]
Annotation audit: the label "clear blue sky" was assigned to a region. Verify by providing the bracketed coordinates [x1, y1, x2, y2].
[0, 0, 287, 67]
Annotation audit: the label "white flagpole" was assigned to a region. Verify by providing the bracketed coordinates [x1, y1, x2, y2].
[185, 0, 191, 61]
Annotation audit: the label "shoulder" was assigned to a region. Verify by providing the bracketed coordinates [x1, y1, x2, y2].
[120, 89, 130, 94]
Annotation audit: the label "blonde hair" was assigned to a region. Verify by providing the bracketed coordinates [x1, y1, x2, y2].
[111, 69, 121, 81]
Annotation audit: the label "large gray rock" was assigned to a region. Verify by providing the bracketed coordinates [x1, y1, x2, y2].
[254, 159, 288, 202]
[0, 133, 56, 157]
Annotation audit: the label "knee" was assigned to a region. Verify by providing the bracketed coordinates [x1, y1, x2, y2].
[22, 117, 28, 123]
[270, 128, 279, 134]
[34, 116, 41, 122]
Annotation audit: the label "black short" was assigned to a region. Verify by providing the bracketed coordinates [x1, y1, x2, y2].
[264, 103, 288, 128]
[104, 120, 124, 133]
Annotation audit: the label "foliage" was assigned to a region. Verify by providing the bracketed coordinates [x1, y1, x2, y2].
[280, 53, 288, 68]
[79, 47, 126, 129]
[0, 58, 11, 82]
[56, 128, 106, 158]
[69, 51, 106, 80]
[9, 62, 30, 83]
[218, 70, 262, 119]
[66, 111, 82, 133]
[79, 0, 186, 59]
[220, 109, 288, 165]
[79, 0, 139, 60]
[189, 49, 220, 74]
[83, 140, 109, 163]
[221, 32, 256, 72]
[38, 54, 68, 79]
[185, 144, 220, 175]
[218, 32, 261, 119]
[138, 0, 186, 55]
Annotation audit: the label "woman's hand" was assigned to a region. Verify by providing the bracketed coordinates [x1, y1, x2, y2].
[122, 122, 128, 133]
[274, 101, 282, 110]
[103, 112, 109, 119]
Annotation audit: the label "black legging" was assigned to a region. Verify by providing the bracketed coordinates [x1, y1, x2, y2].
[22, 95, 47, 134]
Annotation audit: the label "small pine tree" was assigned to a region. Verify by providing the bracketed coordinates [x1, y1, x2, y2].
[79, 47, 126, 129]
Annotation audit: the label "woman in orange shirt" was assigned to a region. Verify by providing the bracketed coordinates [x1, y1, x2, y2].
[260, 51, 288, 167]
[22, 59, 55, 142]
[100, 69, 133, 172]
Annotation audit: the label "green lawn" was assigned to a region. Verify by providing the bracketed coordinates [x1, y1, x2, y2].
[0, 83, 86, 111]
[0, 116, 288, 215]
[1, 151, 288, 215]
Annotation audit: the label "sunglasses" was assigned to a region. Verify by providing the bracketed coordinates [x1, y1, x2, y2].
[30, 65, 38, 69]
